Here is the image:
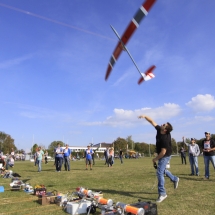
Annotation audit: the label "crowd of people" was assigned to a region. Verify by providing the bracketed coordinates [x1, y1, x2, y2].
[1, 123, 213, 204]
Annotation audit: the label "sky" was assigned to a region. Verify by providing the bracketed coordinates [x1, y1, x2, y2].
[1, 0, 215, 151]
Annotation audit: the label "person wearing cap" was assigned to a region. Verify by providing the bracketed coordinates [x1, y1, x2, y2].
[85, 145, 93, 170]
[138, 115, 179, 203]
[182, 137, 200, 176]
[201, 132, 215, 179]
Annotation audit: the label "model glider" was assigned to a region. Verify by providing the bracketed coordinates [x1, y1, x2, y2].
[105, 0, 156, 83]
[110, 25, 156, 84]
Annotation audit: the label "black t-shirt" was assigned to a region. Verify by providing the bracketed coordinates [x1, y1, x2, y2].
[155, 125, 172, 157]
[119, 150, 123, 156]
[201, 139, 215, 156]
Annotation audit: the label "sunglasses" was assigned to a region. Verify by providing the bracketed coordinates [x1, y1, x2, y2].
[205, 133, 210, 135]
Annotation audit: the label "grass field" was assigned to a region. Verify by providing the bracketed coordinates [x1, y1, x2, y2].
[0, 156, 215, 215]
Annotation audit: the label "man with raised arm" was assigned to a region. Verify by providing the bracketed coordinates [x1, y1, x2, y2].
[138, 115, 179, 203]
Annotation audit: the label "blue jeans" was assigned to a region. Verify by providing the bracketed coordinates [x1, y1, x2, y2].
[157, 156, 178, 196]
[64, 157, 70, 171]
[204, 155, 215, 178]
[56, 157, 63, 171]
[119, 155, 123, 163]
[38, 160, 42, 172]
[189, 155, 199, 175]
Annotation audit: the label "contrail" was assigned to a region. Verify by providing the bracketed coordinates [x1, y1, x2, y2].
[0, 2, 115, 41]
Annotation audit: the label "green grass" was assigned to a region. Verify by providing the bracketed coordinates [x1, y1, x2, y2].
[0, 156, 215, 215]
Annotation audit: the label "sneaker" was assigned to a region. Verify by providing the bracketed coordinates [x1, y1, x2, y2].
[190, 174, 194, 176]
[204, 177, 209, 180]
[156, 194, 167, 203]
[174, 178, 179, 189]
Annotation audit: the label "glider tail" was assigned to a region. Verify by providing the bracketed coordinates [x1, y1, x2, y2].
[138, 65, 156, 84]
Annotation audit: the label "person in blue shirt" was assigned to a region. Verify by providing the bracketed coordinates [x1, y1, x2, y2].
[63, 144, 71, 171]
[54, 143, 63, 172]
[85, 145, 93, 170]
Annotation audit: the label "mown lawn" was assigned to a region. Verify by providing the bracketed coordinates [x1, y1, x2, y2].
[0, 156, 215, 215]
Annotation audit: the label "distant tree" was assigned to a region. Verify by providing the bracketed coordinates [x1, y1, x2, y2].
[19, 149, 25, 154]
[48, 141, 64, 157]
[0, 131, 16, 154]
[126, 135, 134, 150]
[113, 138, 127, 153]
[171, 138, 177, 154]
[31, 143, 39, 154]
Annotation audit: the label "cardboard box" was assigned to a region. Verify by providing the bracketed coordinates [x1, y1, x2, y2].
[66, 200, 92, 214]
[38, 195, 56, 205]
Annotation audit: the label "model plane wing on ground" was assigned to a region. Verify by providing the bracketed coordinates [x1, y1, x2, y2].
[105, 0, 156, 81]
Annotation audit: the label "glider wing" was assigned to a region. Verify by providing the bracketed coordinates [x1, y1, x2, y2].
[105, 0, 157, 80]
[138, 65, 156, 84]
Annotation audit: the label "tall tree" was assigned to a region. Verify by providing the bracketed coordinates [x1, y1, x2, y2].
[171, 138, 177, 154]
[0, 132, 16, 154]
[31, 143, 39, 154]
[126, 135, 134, 150]
[113, 137, 127, 153]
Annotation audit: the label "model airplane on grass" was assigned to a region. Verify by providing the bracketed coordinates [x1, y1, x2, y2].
[105, 0, 156, 84]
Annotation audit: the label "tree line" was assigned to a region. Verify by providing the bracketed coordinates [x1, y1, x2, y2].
[1, 131, 214, 157]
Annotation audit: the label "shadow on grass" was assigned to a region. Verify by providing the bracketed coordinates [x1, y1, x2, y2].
[178, 175, 214, 182]
[90, 188, 157, 201]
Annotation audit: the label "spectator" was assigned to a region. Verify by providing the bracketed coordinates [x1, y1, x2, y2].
[104, 148, 108, 165]
[179, 147, 186, 165]
[36, 147, 44, 172]
[44, 151, 48, 164]
[183, 137, 200, 176]
[54, 144, 64, 172]
[201, 132, 215, 179]
[119, 149, 123, 164]
[34, 148, 38, 166]
[108, 147, 114, 167]
[63, 144, 71, 171]
[85, 145, 93, 170]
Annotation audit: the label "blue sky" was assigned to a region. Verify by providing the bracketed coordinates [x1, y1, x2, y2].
[1, 0, 215, 151]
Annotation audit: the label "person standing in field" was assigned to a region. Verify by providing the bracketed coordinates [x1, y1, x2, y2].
[54, 144, 64, 172]
[85, 145, 93, 170]
[36, 146, 44, 172]
[179, 146, 186, 165]
[34, 148, 38, 166]
[119, 149, 123, 164]
[182, 137, 200, 176]
[63, 144, 71, 171]
[108, 147, 114, 167]
[44, 151, 48, 164]
[201, 132, 215, 179]
[138, 115, 179, 203]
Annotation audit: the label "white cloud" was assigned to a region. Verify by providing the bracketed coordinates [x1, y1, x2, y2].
[186, 94, 215, 112]
[82, 103, 181, 127]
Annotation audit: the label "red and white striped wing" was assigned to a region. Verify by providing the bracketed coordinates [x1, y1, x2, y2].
[105, 0, 157, 80]
[138, 65, 156, 84]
